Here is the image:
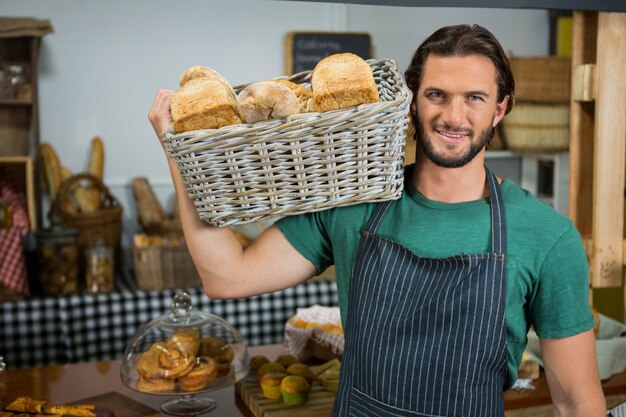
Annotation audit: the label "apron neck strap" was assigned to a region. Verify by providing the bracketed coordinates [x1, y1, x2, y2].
[363, 166, 507, 255]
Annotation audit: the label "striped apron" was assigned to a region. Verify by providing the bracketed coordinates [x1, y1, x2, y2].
[332, 167, 508, 417]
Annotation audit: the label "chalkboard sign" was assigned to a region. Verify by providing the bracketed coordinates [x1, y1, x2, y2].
[284, 32, 372, 75]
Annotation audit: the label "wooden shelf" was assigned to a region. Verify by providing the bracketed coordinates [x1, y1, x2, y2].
[0, 156, 36, 231]
[0, 98, 33, 106]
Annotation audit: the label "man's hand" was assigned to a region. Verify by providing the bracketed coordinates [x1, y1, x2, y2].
[148, 88, 175, 139]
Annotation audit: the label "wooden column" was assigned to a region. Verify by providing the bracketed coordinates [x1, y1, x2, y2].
[570, 11, 626, 294]
[591, 12, 626, 288]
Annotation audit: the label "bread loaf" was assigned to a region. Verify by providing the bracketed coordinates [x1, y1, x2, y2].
[171, 77, 243, 132]
[274, 80, 312, 113]
[310, 53, 379, 112]
[179, 65, 230, 88]
[236, 81, 299, 124]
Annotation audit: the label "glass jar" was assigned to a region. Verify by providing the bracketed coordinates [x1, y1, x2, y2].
[37, 227, 80, 296]
[85, 244, 114, 294]
[0, 356, 5, 402]
[2, 64, 29, 99]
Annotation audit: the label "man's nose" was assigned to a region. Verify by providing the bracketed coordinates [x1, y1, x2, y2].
[441, 97, 465, 127]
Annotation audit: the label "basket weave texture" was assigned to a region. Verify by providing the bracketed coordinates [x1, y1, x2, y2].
[510, 56, 571, 103]
[50, 173, 122, 266]
[162, 59, 412, 227]
[133, 244, 200, 291]
[503, 103, 570, 152]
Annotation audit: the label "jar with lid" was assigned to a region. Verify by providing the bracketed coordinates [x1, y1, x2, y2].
[0, 356, 5, 402]
[36, 226, 80, 296]
[85, 243, 114, 294]
[1, 64, 29, 100]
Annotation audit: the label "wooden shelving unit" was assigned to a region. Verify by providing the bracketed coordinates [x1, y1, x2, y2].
[568, 11, 626, 318]
[0, 17, 53, 230]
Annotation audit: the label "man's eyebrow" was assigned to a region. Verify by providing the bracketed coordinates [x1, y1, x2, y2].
[466, 90, 490, 97]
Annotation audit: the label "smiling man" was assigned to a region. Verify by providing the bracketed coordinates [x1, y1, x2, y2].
[148, 24, 605, 417]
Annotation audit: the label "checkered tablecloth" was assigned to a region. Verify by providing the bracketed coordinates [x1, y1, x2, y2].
[0, 274, 338, 368]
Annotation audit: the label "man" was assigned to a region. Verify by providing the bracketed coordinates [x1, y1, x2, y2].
[149, 24, 605, 417]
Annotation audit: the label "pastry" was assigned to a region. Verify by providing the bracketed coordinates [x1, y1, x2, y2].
[199, 336, 226, 357]
[310, 52, 379, 112]
[250, 355, 270, 372]
[171, 77, 243, 132]
[259, 372, 286, 400]
[136, 342, 168, 380]
[275, 354, 299, 368]
[136, 375, 175, 393]
[286, 363, 315, 385]
[179, 356, 219, 392]
[158, 340, 196, 379]
[236, 81, 299, 124]
[168, 328, 200, 357]
[257, 362, 285, 380]
[279, 375, 311, 405]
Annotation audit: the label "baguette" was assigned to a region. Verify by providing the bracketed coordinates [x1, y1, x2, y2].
[88, 136, 104, 180]
[39, 143, 63, 201]
[132, 177, 166, 229]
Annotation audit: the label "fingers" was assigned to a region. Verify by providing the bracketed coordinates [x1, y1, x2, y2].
[148, 88, 175, 137]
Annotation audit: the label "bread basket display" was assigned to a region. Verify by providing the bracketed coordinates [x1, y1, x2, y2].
[120, 292, 250, 415]
[162, 58, 412, 227]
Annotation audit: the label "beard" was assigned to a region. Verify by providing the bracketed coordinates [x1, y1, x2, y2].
[415, 119, 495, 169]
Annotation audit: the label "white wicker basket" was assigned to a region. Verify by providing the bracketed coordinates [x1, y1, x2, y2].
[162, 59, 412, 227]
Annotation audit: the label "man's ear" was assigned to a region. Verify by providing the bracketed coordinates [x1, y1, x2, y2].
[493, 95, 510, 127]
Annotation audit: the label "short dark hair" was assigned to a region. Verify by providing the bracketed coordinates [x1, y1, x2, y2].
[405, 24, 515, 114]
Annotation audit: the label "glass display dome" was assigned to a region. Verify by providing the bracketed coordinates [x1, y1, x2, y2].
[120, 292, 250, 415]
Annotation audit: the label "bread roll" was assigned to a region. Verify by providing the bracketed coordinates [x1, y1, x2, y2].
[171, 78, 243, 132]
[311, 53, 379, 112]
[236, 81, 299, 124]
[274, 79, 312, 112]
[179, 65, 230, 88]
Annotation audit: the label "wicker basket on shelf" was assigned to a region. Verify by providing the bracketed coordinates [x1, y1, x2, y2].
[49, 173, 122, 269]
[132, 241, 200, 291]
[503, 103, 570, 152]
[162, 58, 412, 227]
[502, 55, 571, 153]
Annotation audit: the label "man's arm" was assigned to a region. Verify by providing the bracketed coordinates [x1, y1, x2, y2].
[148, 89, 318, 299]
[540, 329, 606, 416]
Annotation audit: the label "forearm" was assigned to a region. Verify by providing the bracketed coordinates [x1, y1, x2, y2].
[553, 395, 606, 417]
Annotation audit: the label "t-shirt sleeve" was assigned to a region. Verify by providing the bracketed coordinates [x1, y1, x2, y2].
[274, 212, 335, 274]
[529, 223, 594, 338]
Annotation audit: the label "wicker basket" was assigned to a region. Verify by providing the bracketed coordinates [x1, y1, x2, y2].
[133, 242, 200, 291]
[502, 103, 570, 152]
[162, 59, 412, 227]
[510, 56, 571, 103]
[50, 173, 122, 268]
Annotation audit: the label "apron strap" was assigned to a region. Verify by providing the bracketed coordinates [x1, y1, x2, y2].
[363, 167, 506, 255]
[485, 167, 507, 255]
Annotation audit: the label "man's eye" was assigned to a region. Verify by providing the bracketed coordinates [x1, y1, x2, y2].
[428, 91, 444, 98]
[468, 95, 484, 102]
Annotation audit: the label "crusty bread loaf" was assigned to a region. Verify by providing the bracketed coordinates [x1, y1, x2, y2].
[311, 53, 379, 112]
[179, 66, 230, 88]
[236, 81, 300, 124]
[171, 77, 243, 132]
[274, 79, 313, 113]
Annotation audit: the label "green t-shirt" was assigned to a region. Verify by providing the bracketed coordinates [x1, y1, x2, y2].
[275, 166, 593, 388]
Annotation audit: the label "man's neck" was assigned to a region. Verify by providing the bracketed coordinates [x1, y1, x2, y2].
[411, 150, 490, 203]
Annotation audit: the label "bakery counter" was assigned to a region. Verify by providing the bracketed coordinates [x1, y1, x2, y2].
[3, 343, 626, 417]
[0, 274, 338, 369]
